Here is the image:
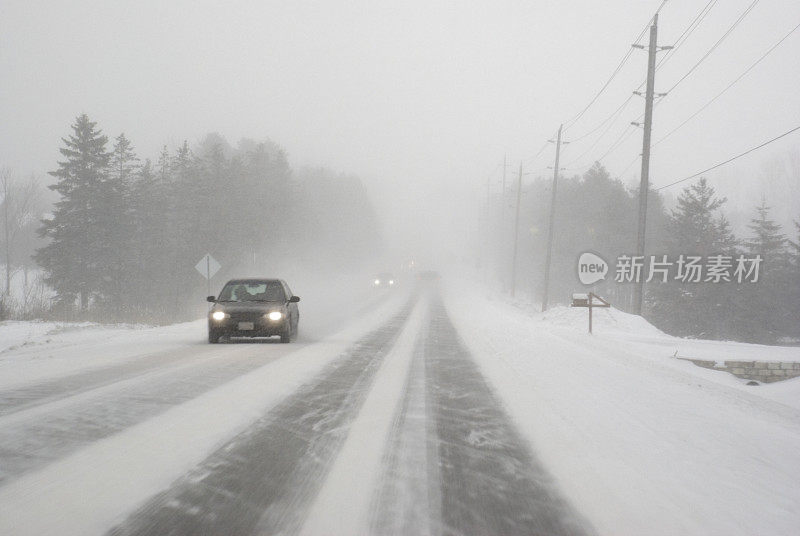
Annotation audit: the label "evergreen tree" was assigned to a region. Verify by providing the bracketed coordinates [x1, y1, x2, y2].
[669, 178, 729, 255]
[102, 133, 140, 315]
[742, 201, 792, 342]
[35, 114, 111, 313]
[648, 178, 735, 339]
[746, 200, 788, 260]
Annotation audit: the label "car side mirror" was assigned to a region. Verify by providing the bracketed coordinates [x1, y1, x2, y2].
[206, 296, 216, 303]
[288, 296, 300, 303]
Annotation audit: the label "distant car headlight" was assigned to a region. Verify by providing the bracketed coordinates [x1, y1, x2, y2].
[389, 280, 395, 285]
[267, 311, 283, 321]
[374, 279, 381, 286]
[211, 311, 226, 321]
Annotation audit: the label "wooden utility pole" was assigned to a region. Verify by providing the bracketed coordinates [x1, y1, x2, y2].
[510, 162, 523, 298]
[633, 14, 660, 315]
[541, 124, 564, 312]
[500, 154, 507, 289]
[501, 154, 507, 230]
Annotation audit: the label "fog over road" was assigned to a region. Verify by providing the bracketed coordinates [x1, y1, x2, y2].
[0, 283, 594, 536]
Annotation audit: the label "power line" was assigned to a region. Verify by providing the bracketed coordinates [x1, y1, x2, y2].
[655, 125, 800, 191]
[524, 129, 560, 168]
[619, 154, 641, 176]
[564, 98, 633, 166]
[563, 0, 667, 131]
[526, 138, 552, 165]
[564, 0, 714, 164]
[654, 21, 800, 148]
[663, 0, 761, 96]
[568, 95, 635, 144]
[570, 0, 754, 171]
[598, 123, 638, 162]
[652, 0, 718, 75]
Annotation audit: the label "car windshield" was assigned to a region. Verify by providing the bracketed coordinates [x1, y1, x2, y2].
[218, 281, 284, 302]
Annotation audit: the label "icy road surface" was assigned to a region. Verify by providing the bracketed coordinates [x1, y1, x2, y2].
[0, 284, 594, 536]
[2, 279, 800, 535]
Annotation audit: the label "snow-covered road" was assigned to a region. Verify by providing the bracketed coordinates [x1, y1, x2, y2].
[1, 279, 799, 535]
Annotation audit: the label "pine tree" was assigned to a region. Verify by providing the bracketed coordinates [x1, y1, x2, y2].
[669, 177, 729, 255]
[649, 178, 736, 339]
[101, 133, 140, 315]
[35, 114, 111, 313]
[742, 201, 792, 342]
[746, 200, 788, 261]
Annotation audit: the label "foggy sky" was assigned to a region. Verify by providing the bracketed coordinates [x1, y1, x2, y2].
[2, 0, 799, 258]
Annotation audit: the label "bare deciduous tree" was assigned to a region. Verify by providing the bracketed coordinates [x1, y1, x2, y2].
[1, 168, 44, 297]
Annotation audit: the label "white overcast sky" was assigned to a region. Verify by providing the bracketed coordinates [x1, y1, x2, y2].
[1, 0, 799, 250]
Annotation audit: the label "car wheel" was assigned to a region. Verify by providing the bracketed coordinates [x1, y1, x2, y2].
[291, 318, 299, 340]
[280, 323, 291, 343]
[209, 329, 221, 344]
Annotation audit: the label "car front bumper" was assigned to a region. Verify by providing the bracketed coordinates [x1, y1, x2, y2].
[208, 317, 288, 337]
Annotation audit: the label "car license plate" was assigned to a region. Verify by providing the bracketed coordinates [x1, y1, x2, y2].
[238, 322, 254, 330]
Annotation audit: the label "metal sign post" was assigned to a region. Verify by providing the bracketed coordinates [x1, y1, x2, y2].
[571, 292, 611, 334]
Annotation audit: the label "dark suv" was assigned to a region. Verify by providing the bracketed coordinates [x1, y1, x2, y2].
[207, 279, 300, 343]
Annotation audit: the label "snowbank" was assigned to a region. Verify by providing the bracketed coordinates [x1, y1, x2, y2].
[0, 320, 203, 391]
[443, 279, 800, 536]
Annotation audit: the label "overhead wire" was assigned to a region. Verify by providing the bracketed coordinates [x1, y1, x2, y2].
[563, 97, 634, 167]
[563, 0, 713, 166]
[663, 0, 761, 96]
[562, 0, 668, 132]
[567, 0, 758, 177]
[654, 125, 800, 191]
[653, 21, 800, 148]
[651, 0, 719, 77]
[568, 95, 635, 144]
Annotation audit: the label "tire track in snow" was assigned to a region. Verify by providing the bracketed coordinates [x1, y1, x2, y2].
[105, 299, 416, 536]
[0, 342, 249, 417]
[368, 299, 441, 535]
[420, 294, 596, 536]
[0, 344, 289, 485]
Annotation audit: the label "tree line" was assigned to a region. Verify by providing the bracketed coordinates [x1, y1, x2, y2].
[2, 113, 381, 322]
[490, 162, 800, 344]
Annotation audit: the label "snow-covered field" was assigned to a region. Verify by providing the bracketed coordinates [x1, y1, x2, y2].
[0, 279, 798, 535]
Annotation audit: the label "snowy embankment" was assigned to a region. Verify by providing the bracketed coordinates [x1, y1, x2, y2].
[0, 320, 203, 391]
[443, 280, 800, 536]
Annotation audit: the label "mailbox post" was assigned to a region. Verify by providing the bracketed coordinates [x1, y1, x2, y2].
[571, 292, 611, 334]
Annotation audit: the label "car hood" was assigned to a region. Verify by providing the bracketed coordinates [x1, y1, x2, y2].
[213, 301, 285, 313]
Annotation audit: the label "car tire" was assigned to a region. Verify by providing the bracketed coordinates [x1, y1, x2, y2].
[280, 323, 291, 343]
[209, 330, 221, 344]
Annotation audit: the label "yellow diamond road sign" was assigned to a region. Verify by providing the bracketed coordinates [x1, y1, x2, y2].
[195, 253, 220, 280]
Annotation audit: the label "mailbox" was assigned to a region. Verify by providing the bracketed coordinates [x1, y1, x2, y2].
[571, 293, 590, 307]
[569, 292, 610, 334]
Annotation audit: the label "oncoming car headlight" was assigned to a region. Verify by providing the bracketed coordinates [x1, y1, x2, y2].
[389, 280, 395, 285]
[374, 279, 381, 286]
[211, 311, 226, 321]
[267, 311, 283, 321]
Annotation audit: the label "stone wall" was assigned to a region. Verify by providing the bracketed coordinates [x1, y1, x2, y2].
[679, 358, 800, 383]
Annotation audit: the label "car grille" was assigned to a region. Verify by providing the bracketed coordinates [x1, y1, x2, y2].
[228, 312, 262, 323]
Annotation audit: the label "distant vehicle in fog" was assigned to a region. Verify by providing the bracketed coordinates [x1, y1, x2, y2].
[417, 270, 440, 281]
[373, 272, 397, 288]
[207, 279, 300, 343]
